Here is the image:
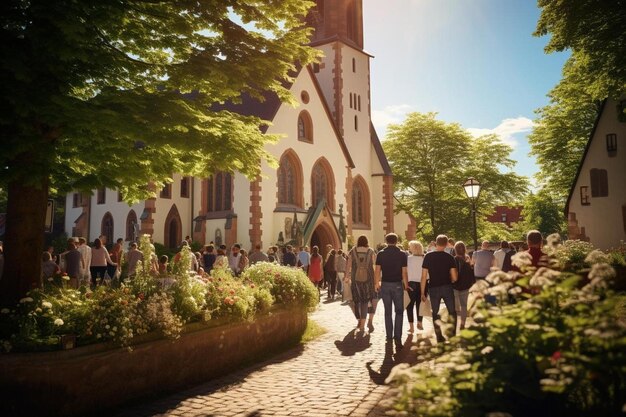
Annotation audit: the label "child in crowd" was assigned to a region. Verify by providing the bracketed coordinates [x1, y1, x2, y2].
[158, 255, 168, 275]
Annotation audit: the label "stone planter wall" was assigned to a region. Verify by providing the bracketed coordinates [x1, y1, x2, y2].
[0, 307, 308, 417]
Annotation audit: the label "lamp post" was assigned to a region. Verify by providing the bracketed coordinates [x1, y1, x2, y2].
[463, 177, 481, 252]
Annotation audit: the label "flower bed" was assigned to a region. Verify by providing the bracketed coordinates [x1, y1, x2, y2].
[388, 237, 626, 417]
[0, 235, 318, 352]
[0, 236, 319, 415]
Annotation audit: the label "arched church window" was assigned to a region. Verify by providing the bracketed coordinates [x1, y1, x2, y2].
[277, 150, 304, 209]
[101, 212, 114, 247]
[311, 159, 335, 211]
[297, 111, 313, 143]
[279, 158, 296, 205]
[351, 177, 370, 227]
[207, 172, 233, 213]
[126, 210, 137, 241]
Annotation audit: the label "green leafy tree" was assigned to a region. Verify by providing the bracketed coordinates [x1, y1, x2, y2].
[530, 0, 625, 199]
[535, 0, 626, 101]
[384, 112, 528, 246]
[0, 0, 317, 304]
[528, 61, 603, 199]
[519, 189, 567, 238]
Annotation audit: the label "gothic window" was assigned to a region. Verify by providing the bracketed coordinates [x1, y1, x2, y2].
[590, 168, 608, 197]
[354, 115, 358, 131]
[279, 158, 296, 205]
[358, 95, 361, 111]
[349, 93, 353, 109]
[207, 172, 233, 212]
[352, 58, 356, 73]
[298, 111, 313, 143]
[311, 159, 335, 211]
[97, 188, 106, 204]
[277, 151, 303, 208]
[351, 177, 370, 227]
[180, 177, 190, 198]
[126, 210, 137, 241]
[160, 183, 172, 199]
[117, 191, 123, 202]
[101, 212, 114, 247]
[312, 164, 327, 208]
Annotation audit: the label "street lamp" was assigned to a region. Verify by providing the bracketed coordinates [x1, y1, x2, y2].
[463, 177, 481, 251]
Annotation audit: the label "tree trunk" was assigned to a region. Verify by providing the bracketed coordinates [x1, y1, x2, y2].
[0, 178, 49, 306]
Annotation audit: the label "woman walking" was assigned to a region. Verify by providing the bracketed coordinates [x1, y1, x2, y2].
[406, 240, 426, 332]
[324, 249, 338, 300]
[308, 246, 323, 298]
[90, 238, 116, 287]
[453, 241, 475, 330]
[346, 235, 376, 332]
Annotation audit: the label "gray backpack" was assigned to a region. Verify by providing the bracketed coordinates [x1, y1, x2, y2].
[352, 249, 370, 282]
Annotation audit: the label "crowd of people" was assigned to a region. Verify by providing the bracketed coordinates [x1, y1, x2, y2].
[37, 230, 545, 348]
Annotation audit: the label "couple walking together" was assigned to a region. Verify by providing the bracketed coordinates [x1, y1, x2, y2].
[348, 233, 461, 346]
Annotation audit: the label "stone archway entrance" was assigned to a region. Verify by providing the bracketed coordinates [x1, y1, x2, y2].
[310, 222, 340, 257]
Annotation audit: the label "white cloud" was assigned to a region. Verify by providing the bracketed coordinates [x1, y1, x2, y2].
[371, 104, 414, 139]
[467, 117, 534, 147]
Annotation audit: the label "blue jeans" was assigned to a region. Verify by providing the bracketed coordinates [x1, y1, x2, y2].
[380, 281, 404, 339]
[429, 284, 457, 342]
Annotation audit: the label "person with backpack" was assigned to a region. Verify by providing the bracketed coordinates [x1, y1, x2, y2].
[324, 249, 338, 300]
[346, 235, 376, 332]
[453, 241, 475, 330]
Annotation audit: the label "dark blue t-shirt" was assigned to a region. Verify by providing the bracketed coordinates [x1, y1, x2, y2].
[375, 245, 407, 282]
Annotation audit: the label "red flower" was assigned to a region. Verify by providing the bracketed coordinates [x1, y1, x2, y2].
[551, 351, 562, 363]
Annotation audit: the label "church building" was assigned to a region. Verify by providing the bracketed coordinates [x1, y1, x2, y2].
[64, 0, 415, 252]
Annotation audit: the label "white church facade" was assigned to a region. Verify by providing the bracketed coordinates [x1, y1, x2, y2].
[64, 0, 415, 252]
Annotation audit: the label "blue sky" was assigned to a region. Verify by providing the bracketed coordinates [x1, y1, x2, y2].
[363, 0, 570, 180]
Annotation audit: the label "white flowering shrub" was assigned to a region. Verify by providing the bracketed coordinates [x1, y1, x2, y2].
[389, 237, 626, 417]
[0, 235, 318, 352]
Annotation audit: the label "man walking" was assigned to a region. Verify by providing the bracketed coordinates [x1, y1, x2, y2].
[375, 233, 408, 346]
[297, 246, 310, 273]
[421, 234, 458, 343]
[62, 239, 84, 288]
[472, 240, 495, 280]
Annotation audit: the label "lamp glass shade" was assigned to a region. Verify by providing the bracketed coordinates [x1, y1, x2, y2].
[463, 178, 481, 199]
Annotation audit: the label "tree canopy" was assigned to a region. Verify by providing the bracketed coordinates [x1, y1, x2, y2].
[535, 0, 626, 101]
[530, 0, 625, 199]
[0, 0, 317, 199]
[383, 112, 528, 244]
[0, 0, 317, 303]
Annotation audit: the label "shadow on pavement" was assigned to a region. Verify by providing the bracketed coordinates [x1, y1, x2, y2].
[366, 334, 416, 385]
[334, 329, 372, 356]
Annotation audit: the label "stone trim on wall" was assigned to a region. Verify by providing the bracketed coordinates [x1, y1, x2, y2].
[332, 41, 344, 135]
[382, 175, 394, 234]
[249, 176, 263, 247]
[345, 166, 353, 236]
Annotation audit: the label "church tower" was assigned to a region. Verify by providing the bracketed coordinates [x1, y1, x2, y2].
[307, 0, 371, 145]
[308, 0, 364, 50]
[307, 1, 397, 241]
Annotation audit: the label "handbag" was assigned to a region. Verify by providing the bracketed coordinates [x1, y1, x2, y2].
[403, 290, 411, 309]
[419, 296, 432, 317]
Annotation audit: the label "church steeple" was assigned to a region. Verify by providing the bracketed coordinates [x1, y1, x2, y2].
[308, 0, 364, 50]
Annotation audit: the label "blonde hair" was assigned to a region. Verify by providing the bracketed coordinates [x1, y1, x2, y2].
[409, 240, 424, 256]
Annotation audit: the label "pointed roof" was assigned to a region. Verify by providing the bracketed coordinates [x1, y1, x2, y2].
[564, 99, 607, 216]
[212, 66, 356, 169]
[370, 122, 392, 176]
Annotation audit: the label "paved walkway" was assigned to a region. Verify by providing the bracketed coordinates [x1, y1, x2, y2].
[115, 295, 441, 417]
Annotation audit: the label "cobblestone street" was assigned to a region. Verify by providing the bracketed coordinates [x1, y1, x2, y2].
[114, 295, 440, 417]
